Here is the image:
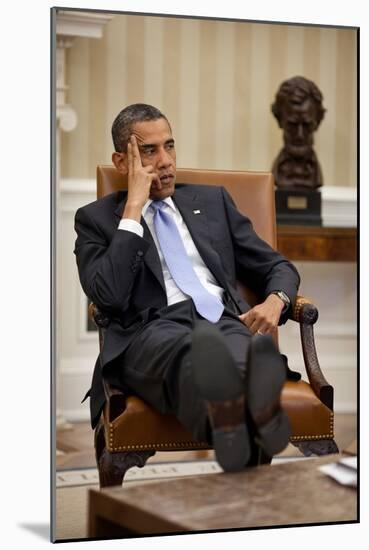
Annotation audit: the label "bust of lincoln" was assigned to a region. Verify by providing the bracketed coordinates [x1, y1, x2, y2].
[271, 76, 326, 191]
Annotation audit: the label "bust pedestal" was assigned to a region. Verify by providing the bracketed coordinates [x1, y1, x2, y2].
[275, 189, 322, 226]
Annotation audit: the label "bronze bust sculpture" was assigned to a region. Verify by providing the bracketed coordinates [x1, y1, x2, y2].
[271, 76, 326, 190]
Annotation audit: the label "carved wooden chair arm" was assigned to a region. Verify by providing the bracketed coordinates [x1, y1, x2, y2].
[89, 303, 126, 421]
[290, 296, 318, 324]
[289, 295, 333, 411]
[102, 379, 126, 422]
[88, 303, 110, 329]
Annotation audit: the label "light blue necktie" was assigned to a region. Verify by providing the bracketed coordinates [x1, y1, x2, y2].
[151, 201, 224, 323]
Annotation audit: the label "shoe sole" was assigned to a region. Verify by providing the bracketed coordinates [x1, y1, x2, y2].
[247, 334, 290, 456]
[191, 321, 250, 472]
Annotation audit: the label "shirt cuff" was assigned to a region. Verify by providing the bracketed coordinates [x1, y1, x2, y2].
[118, 218, 144, 238]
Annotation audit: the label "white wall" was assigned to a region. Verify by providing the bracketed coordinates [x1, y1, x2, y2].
[57, 180, 98, 421]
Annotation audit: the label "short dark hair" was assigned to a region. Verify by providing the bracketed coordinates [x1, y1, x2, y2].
[272, 76, 326, 128]
[111, 103, 170, 152]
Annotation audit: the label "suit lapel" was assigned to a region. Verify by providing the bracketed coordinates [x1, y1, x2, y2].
[114, 194, 166, 292]
[173, 187, 230, 292]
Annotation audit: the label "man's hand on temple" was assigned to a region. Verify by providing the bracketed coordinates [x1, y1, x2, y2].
[238, 293, 285, 335]
[122, 135, 159, 221]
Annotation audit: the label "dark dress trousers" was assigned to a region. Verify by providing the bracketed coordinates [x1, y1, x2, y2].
[74, 183, 300, 431]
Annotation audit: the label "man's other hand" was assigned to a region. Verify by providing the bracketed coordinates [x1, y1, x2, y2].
[238, 293, 284, 335]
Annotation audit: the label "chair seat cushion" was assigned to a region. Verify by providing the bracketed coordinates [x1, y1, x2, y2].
[105, 380, 334, 452]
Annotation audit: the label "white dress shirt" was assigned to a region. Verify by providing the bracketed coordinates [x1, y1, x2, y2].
[118, 197, 225, 306]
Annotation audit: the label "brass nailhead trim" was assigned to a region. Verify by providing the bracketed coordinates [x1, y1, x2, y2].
[293, 297, 311, 320]
[290, 434, 332, 442]
[108, 440, 209, 452]
[107, 414, 335, 450]
[108, 422, 208, 452]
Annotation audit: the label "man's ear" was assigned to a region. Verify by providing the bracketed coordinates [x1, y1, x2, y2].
[112, 151, 128, 175]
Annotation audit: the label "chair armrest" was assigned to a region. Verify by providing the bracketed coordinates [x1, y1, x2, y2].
[88, 302, 111, 353]
[88, 303, 110, 328]
[290, 296, 319, 325]
[89, 303, 126, 422]
[103, 379, 126, 422]
[289, 296, 333, 411]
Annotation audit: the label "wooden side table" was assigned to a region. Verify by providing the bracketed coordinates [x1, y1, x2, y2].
[277, 226, 357, 262]
[88, 454, 357, 539]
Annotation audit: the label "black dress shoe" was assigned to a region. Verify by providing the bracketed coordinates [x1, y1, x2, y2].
[191, 321, 251, 472]
[280, 353, 302, 381]
[243, 409, 273, 467]
[246, 334, 291, 457]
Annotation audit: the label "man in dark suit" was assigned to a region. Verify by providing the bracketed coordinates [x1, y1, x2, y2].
[74, 103, 300, 472]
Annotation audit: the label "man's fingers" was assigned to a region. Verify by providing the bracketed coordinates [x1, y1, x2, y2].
[253, 317, 277, 333]
[144, 166, 159, 182]
[249, 319, 262, 334]
[239, 308, 278, 335]
[241, 315, 263, 335]
[238, 312, 250, 324]
[239, 316, 258, 335]
[143, 165, 161, 186]
[130, 135, 143, 169]
[239, 311, 254, 331]
[256, 323, 274, 335]
[127, 142, 133, 174]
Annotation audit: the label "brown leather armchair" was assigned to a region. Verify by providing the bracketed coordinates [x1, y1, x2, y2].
[90, 166, 338, 488]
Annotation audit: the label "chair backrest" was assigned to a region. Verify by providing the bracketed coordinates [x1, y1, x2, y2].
[97, 166, 276, 249]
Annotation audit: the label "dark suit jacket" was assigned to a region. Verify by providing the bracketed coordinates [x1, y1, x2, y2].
[74, 183, 300, 428]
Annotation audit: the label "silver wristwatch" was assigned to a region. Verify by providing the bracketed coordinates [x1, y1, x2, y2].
[272, 290, 290, 308]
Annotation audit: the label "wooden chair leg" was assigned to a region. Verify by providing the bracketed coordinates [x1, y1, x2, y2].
[293, 439, 339, 457]
[97, 448, 155, 488]
[94, 420, 155, 488]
